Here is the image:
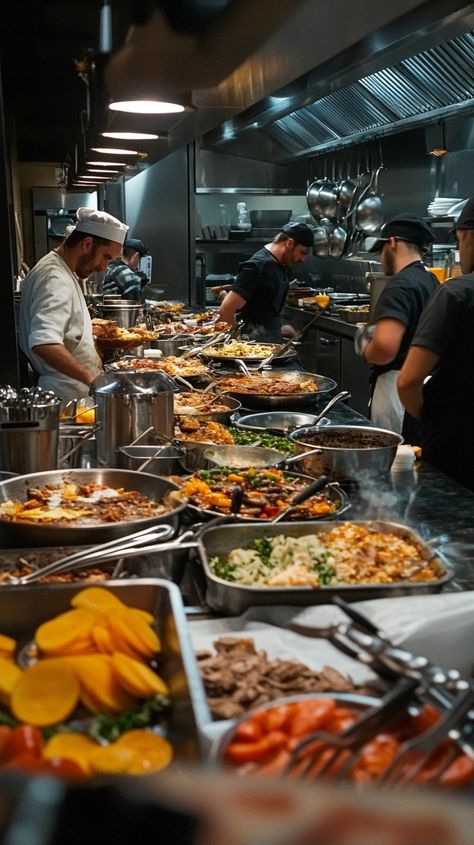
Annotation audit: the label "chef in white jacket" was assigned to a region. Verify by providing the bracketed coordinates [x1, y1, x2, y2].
[19, 208, 128, 402]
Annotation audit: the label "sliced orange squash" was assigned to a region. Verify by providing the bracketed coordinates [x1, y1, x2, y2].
[0, 656, 22, 706]
[111, 652, 169, 698]
[43, 732, 98, 775]
[88, 744, 135, 775]
[116, 729, 173, 774]
[35, 608, 96, 656]
[0, 633, 16, 657]
[11, 659, 80, 726]
[71, 587, 126, 615]
[66, 654, 135, 713]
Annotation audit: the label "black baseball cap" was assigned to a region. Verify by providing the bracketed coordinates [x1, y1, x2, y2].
[124, 238, 149, 256]
[367, 214, 434, 253]
[454, 197, 474, 229]
[281, 222, 314, 248]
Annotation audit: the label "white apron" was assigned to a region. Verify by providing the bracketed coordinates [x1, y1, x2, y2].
[38, 263, 102, 403]
[370, 370, 404, 434]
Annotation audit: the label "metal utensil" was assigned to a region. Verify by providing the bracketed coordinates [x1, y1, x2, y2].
[271, 474, 329, 523]
[181, 331, 228, 359]
[266, 390, 350, 435]
[9, 523, 176, 585]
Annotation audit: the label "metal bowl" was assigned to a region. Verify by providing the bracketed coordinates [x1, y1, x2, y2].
[289, 425, 403, 482]
[235, 411, 330, 432]
[118, 445, 187, 475]
[146, 337, 194, 357]
[174, 395, 242, 424]
[0, 469, 187, 546]
[216, 371, 337, 410]
[202, 444, 286, 469]
[182, 470, 350, 523]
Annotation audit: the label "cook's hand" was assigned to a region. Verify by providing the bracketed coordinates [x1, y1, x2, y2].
[354, 324, 375, 357]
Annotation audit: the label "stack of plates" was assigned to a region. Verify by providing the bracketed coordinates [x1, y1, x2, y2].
[427, 198, 459, 218]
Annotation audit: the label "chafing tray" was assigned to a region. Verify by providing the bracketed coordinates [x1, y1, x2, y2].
[0, 579, 211, 757]
[196, 521, 453, 615]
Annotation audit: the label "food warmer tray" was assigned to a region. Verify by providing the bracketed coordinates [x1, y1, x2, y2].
[0, 579, 211, 756]
[196, 520, 453, 615]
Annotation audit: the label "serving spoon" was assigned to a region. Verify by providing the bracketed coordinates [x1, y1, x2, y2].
[266, 390, 351, 436]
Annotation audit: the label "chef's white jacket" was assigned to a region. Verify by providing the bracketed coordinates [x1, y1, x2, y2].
[19, 251, 102, 402]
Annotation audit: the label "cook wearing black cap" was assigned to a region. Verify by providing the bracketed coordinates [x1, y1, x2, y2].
[103, 237, 150, 300]
[398, 197, 474, 490]
[219, 222, 314, 341]
[355, 214, 438, 439]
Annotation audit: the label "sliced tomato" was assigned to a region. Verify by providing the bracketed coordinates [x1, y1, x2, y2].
[225, 730, 287, 765]
[3, 753, 45, 774]
[40, 756, 87, 781]
[0, 726, 12, 763]
[288, 699, 337, 738]
[440, 754, 474, 787]
[4, 725, 44, 761]
[233, 720, 263, 744]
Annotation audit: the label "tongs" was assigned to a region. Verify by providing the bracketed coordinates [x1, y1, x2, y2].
[6, 523, 177, 585]
[180, 331, 228, 359]
[254, 309, 331, 372]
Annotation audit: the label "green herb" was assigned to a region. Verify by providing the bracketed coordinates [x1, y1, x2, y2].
[88, 695, 170, 743]
[312, 551, 337, 585]
[229, 428, 294, 455]
[252, 537, 274, 567]
[211, 556, 237, 582]
[0, 710, 17, 728]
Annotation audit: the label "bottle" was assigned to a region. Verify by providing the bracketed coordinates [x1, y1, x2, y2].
[443, 249, 454, 281]
[236, 202, 251, 231]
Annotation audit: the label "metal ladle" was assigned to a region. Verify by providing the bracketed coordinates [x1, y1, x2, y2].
[266, 390, 351, 435]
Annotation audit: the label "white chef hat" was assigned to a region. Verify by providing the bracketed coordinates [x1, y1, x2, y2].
[75, 207, 129, 245]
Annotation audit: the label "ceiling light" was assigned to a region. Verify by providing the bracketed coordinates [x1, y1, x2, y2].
[102, 131, 160, 140]
[86, 160, 127, 166]
[91, 147, 139, 155]
[109, 99, 185, 115]
[86, 168, 120, 174]
[77, 175, 109, 181]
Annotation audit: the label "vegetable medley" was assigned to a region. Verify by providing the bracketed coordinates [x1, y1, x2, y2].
[182, 467, 338, 520]
[0, 587, 173, 779]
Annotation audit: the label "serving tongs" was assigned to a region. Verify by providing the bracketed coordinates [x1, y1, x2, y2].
[6, 523, 178, 585]
[254, 309, 331, 372]
[180, 331, 228, 359]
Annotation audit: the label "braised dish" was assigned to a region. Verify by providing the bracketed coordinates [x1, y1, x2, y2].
[0, 481, 171, 527]
[92, 320, 156, 349]
[299, 429, 398, 449]
[209, 522, 445, 587]
[174, 393, 232, 416]
[182, 467, 338, 520]
[110, 356, 208, 377]
[216, 373, 318, 396]
[155, 321, 230, 337]
[176, 418, 234, 444]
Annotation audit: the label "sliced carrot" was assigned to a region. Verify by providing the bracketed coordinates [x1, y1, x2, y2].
[115, 729, 173, 775]
[111, 652, 168, 698]
[0, 634, 16, 656]
[71, 587, 125, 615]
[11, 659, 80, 726]
[43, 733, 98, 775]
[35, 609, 96, 656]
[0, 657, 22, 706]
[88, 744, 136, 775]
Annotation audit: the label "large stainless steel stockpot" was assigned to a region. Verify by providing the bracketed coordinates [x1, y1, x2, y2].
[289, 425, 403, 482]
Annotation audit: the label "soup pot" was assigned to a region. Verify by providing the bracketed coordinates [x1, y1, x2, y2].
[289, 425, 403, 482]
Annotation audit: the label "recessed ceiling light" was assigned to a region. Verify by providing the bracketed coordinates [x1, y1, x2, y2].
[109, 100, 185, 115]
[86, 161, 127, 167]
[86, 169, 120, 174]
[77, 175, 109, 181]
[102, 131, 160, 140]
[91, 147, 139, 155]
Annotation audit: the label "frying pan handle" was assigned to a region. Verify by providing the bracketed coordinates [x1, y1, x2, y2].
[271, 474, 328, 523]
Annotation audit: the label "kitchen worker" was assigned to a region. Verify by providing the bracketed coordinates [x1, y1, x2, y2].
[355, 214, 438, 439]
[398, 197, 474, 491]
[218, 222, 314, 341]
[19, 207, 128, 402]
[103, 237, 150, 301]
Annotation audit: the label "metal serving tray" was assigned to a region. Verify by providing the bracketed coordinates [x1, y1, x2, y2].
[0, 546, 121, 584]
[0, 579, 211, 757]
[197, 521, 453, 615]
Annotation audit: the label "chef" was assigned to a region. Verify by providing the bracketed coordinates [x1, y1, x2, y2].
[355, 214, 438, 438]
[19, 207, 128, 402]
[218, 222, 314, 341]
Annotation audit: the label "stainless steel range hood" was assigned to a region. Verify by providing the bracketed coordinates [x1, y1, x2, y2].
[105, 0, 474, 165]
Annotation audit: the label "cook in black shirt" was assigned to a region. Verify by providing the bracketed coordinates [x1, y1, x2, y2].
[219, 223, 314, 341]
[356, 215, 438, 438]
[399, 197, 474, 491]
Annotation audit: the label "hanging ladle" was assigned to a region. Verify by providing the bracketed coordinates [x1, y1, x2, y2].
[266, 390, 351, 436]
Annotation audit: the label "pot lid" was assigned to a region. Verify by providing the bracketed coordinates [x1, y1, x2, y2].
[91, 371, 175, 395]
